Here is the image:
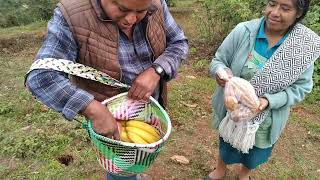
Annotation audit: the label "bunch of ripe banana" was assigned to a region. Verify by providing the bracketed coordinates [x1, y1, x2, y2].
[117, 120, 161, 144]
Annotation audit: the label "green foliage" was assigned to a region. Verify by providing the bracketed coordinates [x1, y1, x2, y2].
[0, 103, 14, 115]
[305, 2, 320, 95]
[193, 58, 209, 71]
[313, 60, 320, 90]
[305, 1, 320, 35]
[195, 0, 320, 96]
[193, 0, 265, 44]
[0, 0, 57, 28]
[166, 0, 177, 7]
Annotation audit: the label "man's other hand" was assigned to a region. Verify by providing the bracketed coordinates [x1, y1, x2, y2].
[128, 67, 160, 101]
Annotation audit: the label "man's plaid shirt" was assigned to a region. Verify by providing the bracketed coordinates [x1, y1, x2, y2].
[26, 0, 188, 120]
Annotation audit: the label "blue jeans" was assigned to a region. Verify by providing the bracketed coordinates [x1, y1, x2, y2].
[107, 173, 137, 180]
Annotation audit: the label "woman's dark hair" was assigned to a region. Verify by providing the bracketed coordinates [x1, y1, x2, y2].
[294, 0, 310, 22]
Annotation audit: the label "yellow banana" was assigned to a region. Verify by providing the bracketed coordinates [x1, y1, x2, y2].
[126, 126, 159, 143]
[126, 120, 160, 139]
[127, 132, 148, 144]
[120, 130, 132, 143]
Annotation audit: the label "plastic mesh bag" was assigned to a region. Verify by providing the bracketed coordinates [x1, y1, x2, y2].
[217, 67, 260, 122]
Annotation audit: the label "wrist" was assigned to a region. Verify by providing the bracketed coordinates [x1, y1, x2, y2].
[151, 64, 165, 78]
[81, 100, 100, 118]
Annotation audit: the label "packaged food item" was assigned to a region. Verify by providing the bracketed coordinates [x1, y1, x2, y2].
[217, 67, 260, 122]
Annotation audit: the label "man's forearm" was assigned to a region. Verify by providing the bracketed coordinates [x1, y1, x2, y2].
[26, 69, 94, 120]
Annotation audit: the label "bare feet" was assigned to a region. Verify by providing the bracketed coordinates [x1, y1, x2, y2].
[137, 173, 152, 180]
[207, 167, 226, 180]
[206, 156, 227, 180]
[238, 176, 250, 180]
[238, 165, 251, 180]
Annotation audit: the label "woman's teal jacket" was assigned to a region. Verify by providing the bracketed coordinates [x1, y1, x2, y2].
[210, 18, 315, 145]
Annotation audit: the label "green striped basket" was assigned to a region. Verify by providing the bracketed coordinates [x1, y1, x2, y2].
[28, 58, 172, 176]
[86, 93, 172, 176]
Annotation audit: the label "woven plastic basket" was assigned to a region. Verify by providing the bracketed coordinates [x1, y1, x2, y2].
[28, 59, 172, 176]
[85, 92, 172, 176]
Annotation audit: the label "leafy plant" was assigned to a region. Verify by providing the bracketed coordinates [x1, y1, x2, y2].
[193, 0, 265, 45]
[0, 0, 57, 28]
[166, 0, 177, 7]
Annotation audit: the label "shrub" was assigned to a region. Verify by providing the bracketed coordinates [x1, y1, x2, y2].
[0, 0, 57, 28]
[193, 0, 265, 45]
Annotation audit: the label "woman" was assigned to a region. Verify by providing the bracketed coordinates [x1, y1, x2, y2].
[207, 0, 320, 179]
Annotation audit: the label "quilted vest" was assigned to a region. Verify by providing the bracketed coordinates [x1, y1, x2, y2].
[58, 0, 167, 103]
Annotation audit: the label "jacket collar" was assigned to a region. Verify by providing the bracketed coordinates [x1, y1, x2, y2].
[244, 17, 264, 39]
[92, 0, 111, 21]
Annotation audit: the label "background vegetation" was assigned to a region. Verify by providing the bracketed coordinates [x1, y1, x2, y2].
[191, 0, 320, 100]
[0, 0, 319, 179]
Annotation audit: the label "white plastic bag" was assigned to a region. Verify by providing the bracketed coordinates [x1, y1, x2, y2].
[217, 67, 260, 122]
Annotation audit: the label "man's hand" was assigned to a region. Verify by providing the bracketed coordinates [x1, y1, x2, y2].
[216, 68, 233, 87]
[82, 100, 120, 140]
[128, 67, 160, 101]
[257, 97, 269, 113]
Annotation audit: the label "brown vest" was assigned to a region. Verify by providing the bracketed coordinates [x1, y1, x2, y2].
[58, 0, 167, 104]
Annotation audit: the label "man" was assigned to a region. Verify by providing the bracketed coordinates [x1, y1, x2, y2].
[25, 0, 188, 179]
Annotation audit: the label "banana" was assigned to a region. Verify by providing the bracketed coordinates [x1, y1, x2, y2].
[126, 120, 160, 139]
[120, 130, 132, 142]
[127, 132, 148, 144]
[126, 126, 159, 143]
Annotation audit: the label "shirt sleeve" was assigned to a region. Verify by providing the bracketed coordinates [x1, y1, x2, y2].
[153, 0, 189, 80]
[26, 7, 94, 120]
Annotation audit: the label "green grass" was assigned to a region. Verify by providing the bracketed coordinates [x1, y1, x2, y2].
[0, 51, 103, 179]
[174, 0, 198, 7]
[0, 21, 46, 38]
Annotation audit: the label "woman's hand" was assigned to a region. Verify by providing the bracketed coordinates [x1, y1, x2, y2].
[216, 68, 233, 87]
[257, 97, 269, 113]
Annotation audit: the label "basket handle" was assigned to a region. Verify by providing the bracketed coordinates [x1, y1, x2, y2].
[27, 58, 131, 90]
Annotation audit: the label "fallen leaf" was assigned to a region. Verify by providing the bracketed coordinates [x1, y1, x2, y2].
[186, 75, 196, 79]
[170, 155, 190, 165]
[21, 125, 32, 132]
[181, 101, 198, 108]
[9, 157, 17, 170]
[36, 129, 44, 134]
[317, 169, 320, 173]
[205, 148, 213, 155]
[39, 105, 49, 112]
